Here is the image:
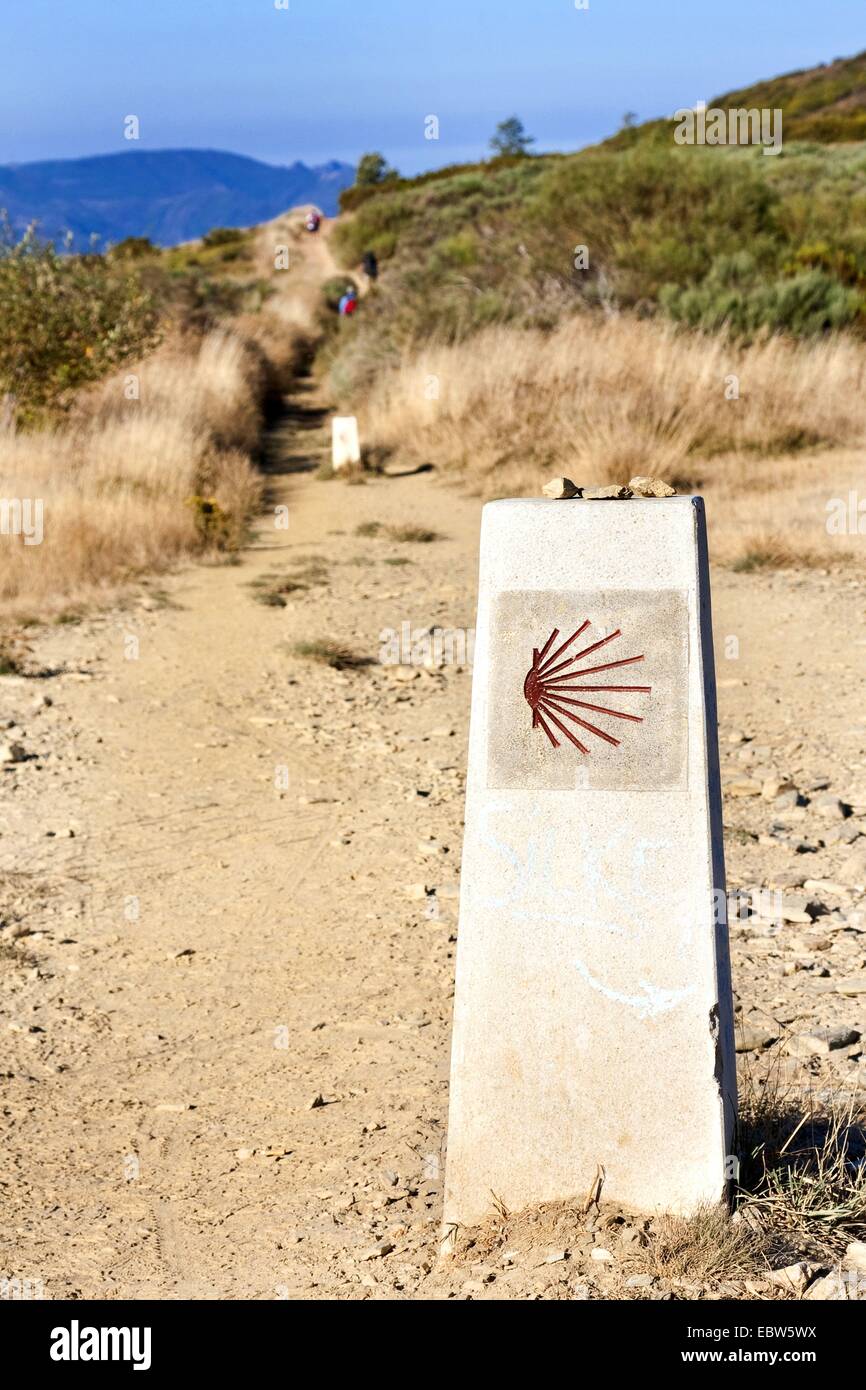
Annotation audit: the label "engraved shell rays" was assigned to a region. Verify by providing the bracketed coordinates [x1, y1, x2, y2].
[523, 621, 651, 753]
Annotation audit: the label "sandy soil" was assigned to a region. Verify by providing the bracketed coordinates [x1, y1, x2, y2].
[1, 237, 865, 1303]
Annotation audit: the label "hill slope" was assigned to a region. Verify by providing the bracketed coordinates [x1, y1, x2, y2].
[330, 137, 866, 389]
[715, 49, 866, 142]
[606, 49, 866, 147]
[0, 148, 354, 249]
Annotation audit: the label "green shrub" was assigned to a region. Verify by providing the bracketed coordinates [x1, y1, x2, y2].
[362, 230, 397, 261]
[185, 494, 234, 549]
[165, 231, 253, 273]
[433, 231, 479, 268]
[660, 253, 866, 337]
[331, 194, 416, 265]
[108, 236, 157, 261]
[201, 226, 248, 248]
[784, 240, 866, 287]
[321, 276, 358, 312]
[526, 147, 781, 302]
[0, 218, 161, 422]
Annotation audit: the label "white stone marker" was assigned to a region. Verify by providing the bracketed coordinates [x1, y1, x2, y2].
[331, 416, 361, 471]
[444, 496, 736, 1231]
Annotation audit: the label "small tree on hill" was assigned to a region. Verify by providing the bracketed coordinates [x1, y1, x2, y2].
[355, 152, 396, 187]
[489, 116, 535, 157]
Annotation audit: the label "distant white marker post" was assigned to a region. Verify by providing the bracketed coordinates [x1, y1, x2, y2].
[331, 416, 360, 472]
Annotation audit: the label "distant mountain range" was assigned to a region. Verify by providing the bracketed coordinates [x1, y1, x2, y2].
[0, 149, 355, 249]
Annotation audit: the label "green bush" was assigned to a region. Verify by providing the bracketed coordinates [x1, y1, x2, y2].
[108, 236, 157, 261]
[331, 193, 416, 265]
[363, 230, 397, 261]
[660, 252, 866, 337]
[526, 147, 781, 302]
[0, 218, 161, 421]
[185, 494, 235, 549]
[784, 241, 866, 287]
[321, 276, 358, 312]
[166, 230, 253, 272]
[201, 226, 248, 248]
[330, 146, 789, 351]
[432, 231, 479, 268]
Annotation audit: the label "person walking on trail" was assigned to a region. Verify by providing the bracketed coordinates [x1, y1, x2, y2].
[305, 210, 321, 232]
[338, 286, 358, 317]
[362, 250, 378, 282]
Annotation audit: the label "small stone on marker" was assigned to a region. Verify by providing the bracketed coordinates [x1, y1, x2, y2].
[628, 476, 677, 498]
[541, 477, 580, 499]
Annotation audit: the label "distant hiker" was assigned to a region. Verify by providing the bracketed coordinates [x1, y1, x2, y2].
[362, 250, 378, 281]
[338, 286, 358, 317]
[305, 210, 321, 232]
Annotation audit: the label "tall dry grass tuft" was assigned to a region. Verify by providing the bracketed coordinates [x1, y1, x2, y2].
[736, 1063, 866, 1263]
[0, 328, 266, 617]
[359, 315, 866, 568]
[0, 203, 333, 620]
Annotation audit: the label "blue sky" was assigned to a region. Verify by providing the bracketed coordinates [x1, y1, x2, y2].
[1, 0, 864, 171]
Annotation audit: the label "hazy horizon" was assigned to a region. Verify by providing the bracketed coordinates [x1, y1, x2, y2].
[2, 0, 865, 176]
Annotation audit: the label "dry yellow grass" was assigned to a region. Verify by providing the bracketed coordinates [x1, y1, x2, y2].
[736, 1061, 866, 1262]
[0, 205, 331, 622]
[360, 315, 866, 569]
[0, 329, 267, 618]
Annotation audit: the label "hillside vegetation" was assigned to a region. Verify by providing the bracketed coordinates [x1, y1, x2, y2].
[326, 61, 866, 569]
[606, 49, 866, 149]
[359, 315, 866, 570]
[0, 214, 319, 617]
[331, 141, 866, 393]
[331, 50, 866, 370]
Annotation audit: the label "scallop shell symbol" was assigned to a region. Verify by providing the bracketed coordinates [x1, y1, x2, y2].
[523, 621, 651, 752]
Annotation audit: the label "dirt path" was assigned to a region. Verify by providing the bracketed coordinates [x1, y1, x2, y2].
[0, 359, 484, 1298]
[2, 238, 865, 1301]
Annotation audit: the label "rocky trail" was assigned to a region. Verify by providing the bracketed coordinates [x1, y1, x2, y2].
[2, 238, 866, 1300]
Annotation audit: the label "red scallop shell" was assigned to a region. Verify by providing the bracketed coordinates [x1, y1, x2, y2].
[524, 622, 651, 752]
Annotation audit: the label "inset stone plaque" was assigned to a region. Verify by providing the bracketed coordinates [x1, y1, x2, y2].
[487, 589, 688, 791]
